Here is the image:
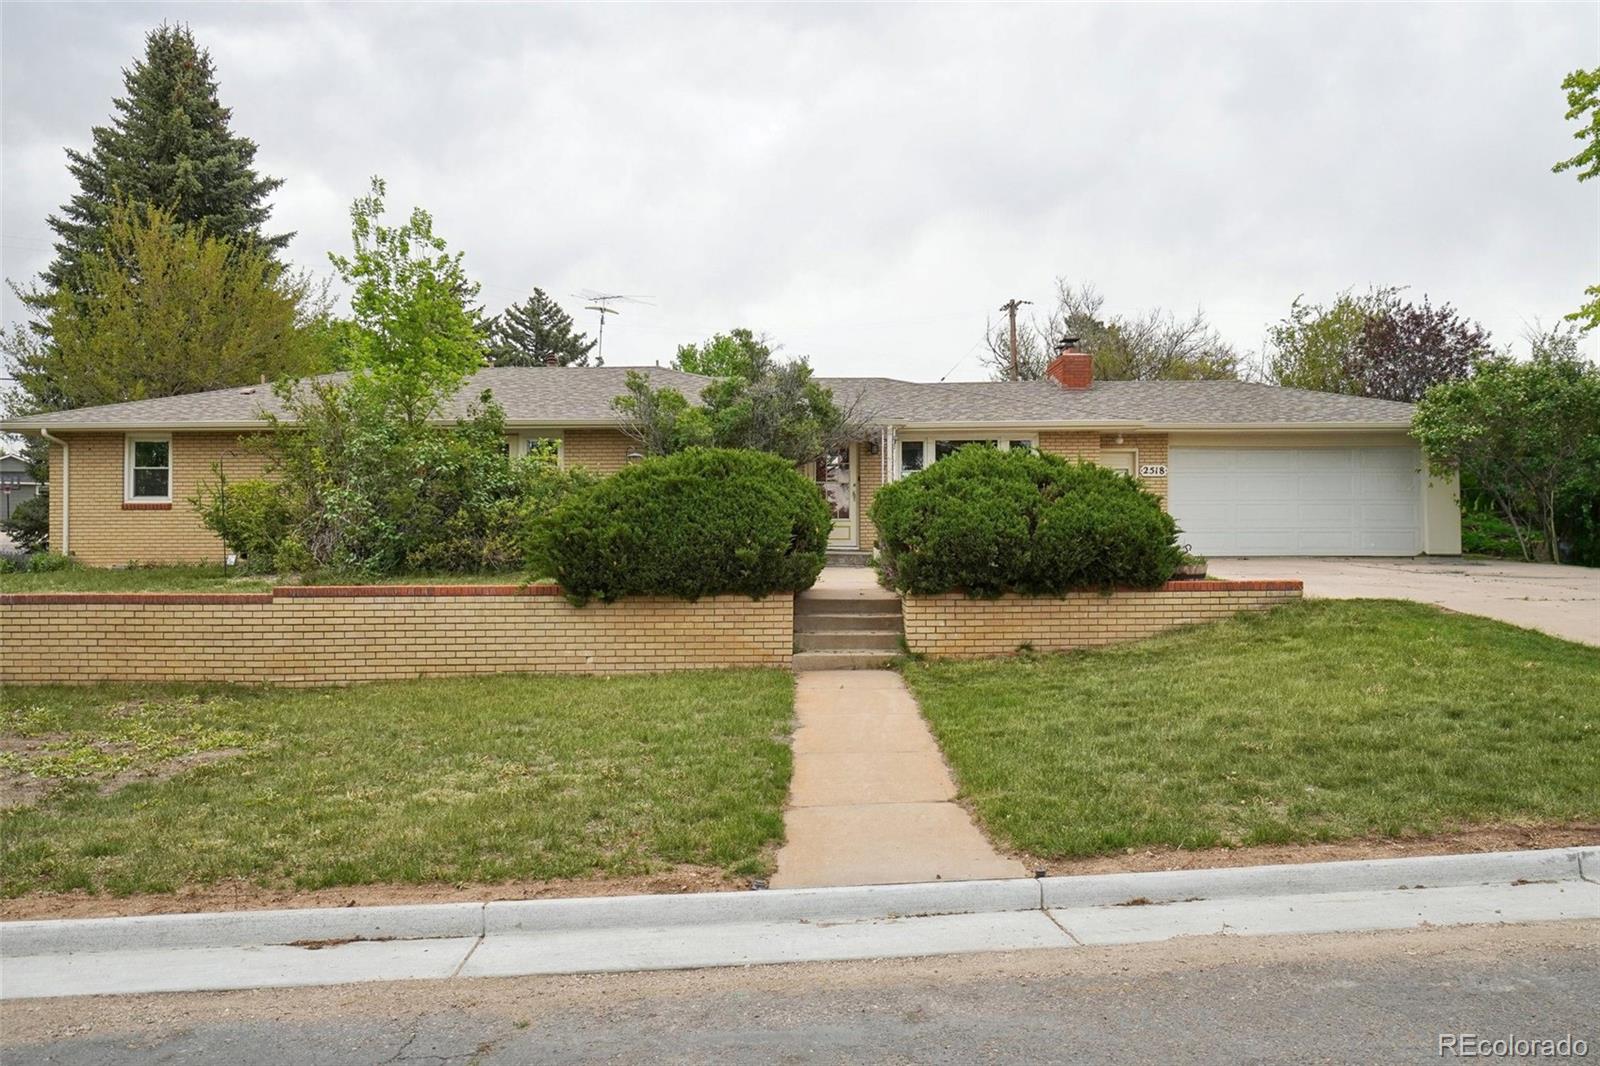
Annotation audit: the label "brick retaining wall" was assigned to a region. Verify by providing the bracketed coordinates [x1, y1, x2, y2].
[0, 585, 793, 685]
[902, 580, 1303, 659]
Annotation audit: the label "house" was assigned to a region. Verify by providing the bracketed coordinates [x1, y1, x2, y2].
[0, 451, 41, 526]
[0, 344, 1461, 567]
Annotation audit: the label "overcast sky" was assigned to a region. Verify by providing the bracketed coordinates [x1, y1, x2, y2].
[3, 2, 1597, 381]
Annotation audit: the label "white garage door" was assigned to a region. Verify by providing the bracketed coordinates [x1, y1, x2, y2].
[1168, 446, 1421, 556]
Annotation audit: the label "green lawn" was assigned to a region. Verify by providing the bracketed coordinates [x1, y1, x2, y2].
[0, 565, 541, 593]
[1, 671, 793, 897]
[902, 600, 1600, 859]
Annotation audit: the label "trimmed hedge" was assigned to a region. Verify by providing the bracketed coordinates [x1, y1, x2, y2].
[870, 445, 1181, 596]
[530, 447, 832, 603]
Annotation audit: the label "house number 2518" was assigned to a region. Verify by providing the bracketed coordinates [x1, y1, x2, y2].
[1139, 464, 1168, 478]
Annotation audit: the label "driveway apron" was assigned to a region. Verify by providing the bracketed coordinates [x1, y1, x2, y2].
[771, 670, 1025, 889]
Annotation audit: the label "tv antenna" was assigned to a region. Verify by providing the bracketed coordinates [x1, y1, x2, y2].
[574, 291, 653, 362]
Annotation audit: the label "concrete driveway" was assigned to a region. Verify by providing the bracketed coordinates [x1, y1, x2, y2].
[1206, 557, 1600, 646]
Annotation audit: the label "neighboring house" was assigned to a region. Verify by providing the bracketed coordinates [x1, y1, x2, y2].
[0, 451, 41, 525]
[0, 345, 1461, 567]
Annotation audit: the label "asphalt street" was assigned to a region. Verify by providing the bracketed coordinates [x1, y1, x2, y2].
[3, 921, 1595, 1065]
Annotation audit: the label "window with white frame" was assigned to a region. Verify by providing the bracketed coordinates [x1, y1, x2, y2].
[518, 433, 564, 467]
[125, 435, 171, 502]
[895, 434, 1036, 478]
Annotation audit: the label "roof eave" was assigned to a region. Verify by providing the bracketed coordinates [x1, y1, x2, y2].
[1158, 420, 1415, 432]
[0, 419, 274, 434]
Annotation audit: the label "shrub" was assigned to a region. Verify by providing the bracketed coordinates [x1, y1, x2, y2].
[870, 445, 1180, 596]
[2, 494, 50, 555]
[194, 382, 587, 577]
[193, 475, 296, 572]
[22, 550, 77, 573]
[530, 447, 831, 603]
[1461, 506, 1540, 559]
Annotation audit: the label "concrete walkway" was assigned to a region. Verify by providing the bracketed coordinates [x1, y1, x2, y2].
[770, 670, 1025, 888]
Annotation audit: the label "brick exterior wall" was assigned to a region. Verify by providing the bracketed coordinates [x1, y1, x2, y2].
[49, 432, 268, 567]
[1100, 432, 1169, 506]
[562, 428, 635, 475]
[1037, 430, 1102, 464]
[1037, 430, 1170, 507]
[857, 443, 884, 549]
[0, 586, 793, 686]
[902, 580, 1302, 659]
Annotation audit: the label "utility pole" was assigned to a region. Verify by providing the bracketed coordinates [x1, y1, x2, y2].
[999, 298, 1032, 381]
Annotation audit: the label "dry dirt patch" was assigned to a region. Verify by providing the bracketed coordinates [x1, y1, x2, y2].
[0, 696, 259, 811]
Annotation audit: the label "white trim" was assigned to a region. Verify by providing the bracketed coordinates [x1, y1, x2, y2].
[124, 433, 172, 503]
[1099, 447, 1138, 476]
[891, 433, 1038, 480]
[40, 428, 68, 555]
[1, 417, 1416, 434]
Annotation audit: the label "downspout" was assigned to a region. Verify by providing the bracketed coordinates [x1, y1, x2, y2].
[38, 425, 69, 550]
[39, 428, 68, 556]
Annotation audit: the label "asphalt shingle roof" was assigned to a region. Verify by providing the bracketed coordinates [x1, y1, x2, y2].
[0, 365, 1416, 431]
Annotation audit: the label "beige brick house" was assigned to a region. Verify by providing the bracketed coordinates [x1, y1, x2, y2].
[0, 347, 1460, 567]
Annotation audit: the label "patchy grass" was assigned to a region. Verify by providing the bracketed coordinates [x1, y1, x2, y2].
[902, 600, 1600, 860]
[0, 564, 273, 593]
[1, 671, 793, 897]
[0, 565, 550, 594]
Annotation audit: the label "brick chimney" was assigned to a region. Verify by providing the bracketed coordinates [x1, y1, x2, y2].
[1045, 337, 1093, 389]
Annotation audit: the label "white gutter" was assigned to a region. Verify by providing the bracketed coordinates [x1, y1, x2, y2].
[39, 428, 67, 556]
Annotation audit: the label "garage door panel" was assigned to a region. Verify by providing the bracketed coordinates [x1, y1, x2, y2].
[1295, 450, 1356, 472]
[1234, 529, 1305, 554]
[1235, 474, 1297, 500]
[1295, 530, 1359, 554]
[1361, 502, 1419, 527]
[1297, 472, 1356, 498]
[1362, 529, 1421, 554]
[1234, 502, 1287, 525]
[1169, 446, 1420, 557]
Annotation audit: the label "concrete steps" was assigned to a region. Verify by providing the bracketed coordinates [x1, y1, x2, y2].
[794, 584, 903, 671]
[824, 549, 875, 568]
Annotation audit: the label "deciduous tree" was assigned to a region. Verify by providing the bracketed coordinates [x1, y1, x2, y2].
[1412, 335, 1600, 564]
[1553, 66, 1600, 331]
[6, 201, 333, 412]
[327, 177, 486, 422]
[982, 282, 1242, 382]
[1266, 287, 1490, 401]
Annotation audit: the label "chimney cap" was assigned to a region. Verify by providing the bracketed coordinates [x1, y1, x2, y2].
[1057, 336, 1083, 352]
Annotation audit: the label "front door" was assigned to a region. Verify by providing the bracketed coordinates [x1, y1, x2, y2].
[815, 445, 858, 547]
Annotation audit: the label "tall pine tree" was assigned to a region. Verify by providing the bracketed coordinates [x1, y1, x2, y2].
[485, 288, 598, 366]
[42, 22, 289, 296]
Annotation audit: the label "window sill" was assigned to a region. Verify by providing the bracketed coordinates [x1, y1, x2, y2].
[122, 501, 172, 510]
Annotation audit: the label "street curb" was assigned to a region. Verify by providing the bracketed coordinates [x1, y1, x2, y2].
[2, 847, 1593, 960]
[1040, 847, 1590, 909]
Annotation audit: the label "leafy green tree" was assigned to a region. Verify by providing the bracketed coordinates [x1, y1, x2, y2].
[619, 333, 866, 464]
[42, 22, 288, 297]
[673, 328, 773, 378]
[1266, 287, 1490, 401]
[613, 371, 713, 456]
[1553, 66, 1600, 331]
[5, 200, 333, 412]
[486, 288, 597, 366]
[1264, 291, 1371, 394]
[1412, 338, 1600, 564]
[327, 177, 485, 421]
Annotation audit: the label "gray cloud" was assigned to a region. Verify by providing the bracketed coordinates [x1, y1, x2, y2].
[3, 1, 1596, 381]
